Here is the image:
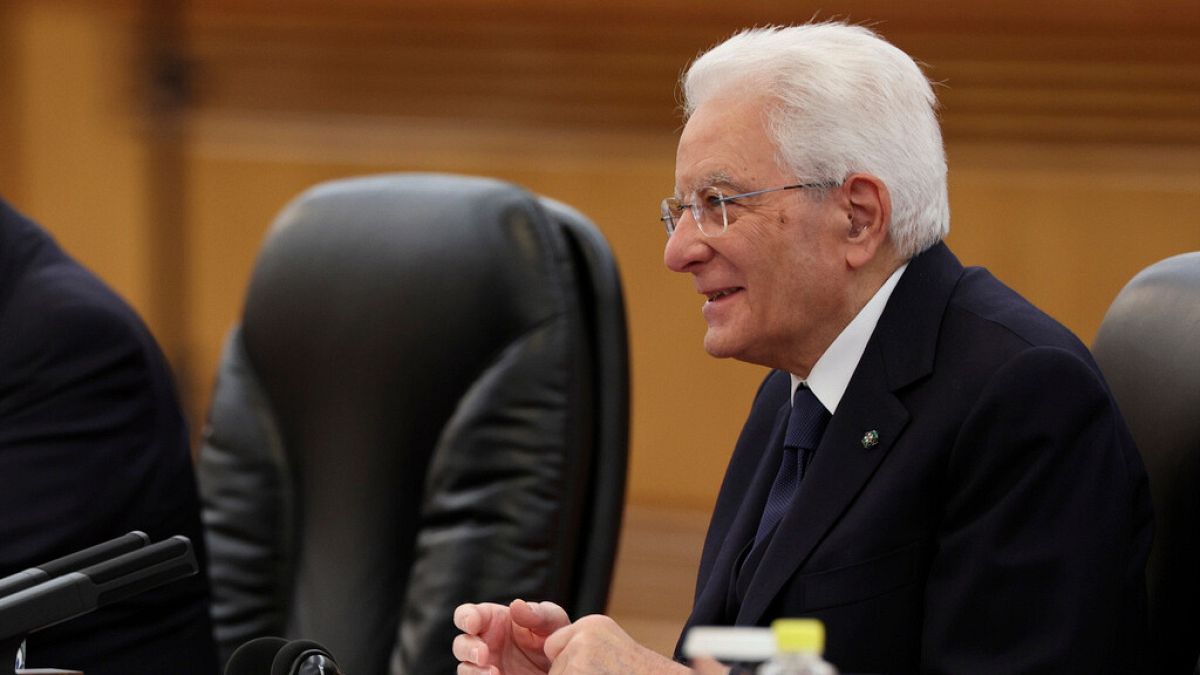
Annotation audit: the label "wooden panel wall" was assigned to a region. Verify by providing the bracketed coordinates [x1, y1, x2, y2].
[0, 4, 16, 197]
[3, 1, 1199, 518]
[182, 0, 1200, 512]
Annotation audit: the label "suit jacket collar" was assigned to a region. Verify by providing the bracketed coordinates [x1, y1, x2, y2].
[733, 242, 964, 625]
[874, 242, 963, 392]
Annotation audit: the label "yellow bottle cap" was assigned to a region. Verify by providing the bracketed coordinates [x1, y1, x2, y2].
[771, 618, 825, 653]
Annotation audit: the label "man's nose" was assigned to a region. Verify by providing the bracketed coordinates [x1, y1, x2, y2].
[663, 212, 713, 273]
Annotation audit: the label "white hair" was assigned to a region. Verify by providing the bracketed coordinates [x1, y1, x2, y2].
[682, 22, 949, 258]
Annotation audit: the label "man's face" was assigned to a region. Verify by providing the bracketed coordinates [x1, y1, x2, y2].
[665, 96, 853, 375]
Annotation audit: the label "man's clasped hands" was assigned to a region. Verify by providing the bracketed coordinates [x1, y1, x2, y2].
[452, 599, 728, 675]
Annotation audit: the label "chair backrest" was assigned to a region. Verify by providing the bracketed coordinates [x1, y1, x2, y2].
[197, 174, 629, 674]
[1093, 251, 1200, 674]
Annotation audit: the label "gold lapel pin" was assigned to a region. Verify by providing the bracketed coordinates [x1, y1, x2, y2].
[861, 429, 880, 449]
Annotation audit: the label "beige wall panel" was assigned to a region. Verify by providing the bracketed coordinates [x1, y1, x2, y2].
[948, 143, 1200, 343]
[7, 3, 153, 319]
[0, 5, 19, 199]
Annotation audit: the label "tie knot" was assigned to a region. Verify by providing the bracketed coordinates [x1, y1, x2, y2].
[784, 386, 829, 451]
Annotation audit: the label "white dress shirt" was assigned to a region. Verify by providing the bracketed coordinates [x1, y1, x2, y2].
[791, 263, 909, 413]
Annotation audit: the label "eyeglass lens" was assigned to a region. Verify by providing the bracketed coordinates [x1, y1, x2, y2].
[659, 188, 728, 237]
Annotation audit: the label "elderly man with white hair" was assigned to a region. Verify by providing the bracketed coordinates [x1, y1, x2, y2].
[454, 21, 1151, 675]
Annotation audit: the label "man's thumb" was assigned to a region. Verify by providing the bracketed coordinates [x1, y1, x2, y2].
[510, 599, 570, 634]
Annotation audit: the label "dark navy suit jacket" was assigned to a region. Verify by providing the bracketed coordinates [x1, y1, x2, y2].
[0, 198, 217, 674]
[678, 243, 1152, 674]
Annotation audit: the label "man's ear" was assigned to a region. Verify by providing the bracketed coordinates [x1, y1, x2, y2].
[843, 173, 892, 269]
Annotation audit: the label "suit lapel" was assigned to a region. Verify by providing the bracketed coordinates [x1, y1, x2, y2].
[689, 397, 791, 625]
[734, 242, 964, 625]
[735, 344, 909, 625]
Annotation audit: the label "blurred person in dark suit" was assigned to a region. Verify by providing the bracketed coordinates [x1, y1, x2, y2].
[0, 196, 217, 674]
[453, 21, 1152, 675]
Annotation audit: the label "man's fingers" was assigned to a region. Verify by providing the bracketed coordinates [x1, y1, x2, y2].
[453, 604, 476, 633]
[690, 656, 731, 675]
[541, 620, 576, 662]
[453, 602, 507, 634]
[510, 599, 570, 634]
[451, 633, 488, 665]
[456, 664, 498, 675]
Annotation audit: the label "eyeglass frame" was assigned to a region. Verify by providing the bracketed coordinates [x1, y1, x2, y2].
[659, 181, 839, 237]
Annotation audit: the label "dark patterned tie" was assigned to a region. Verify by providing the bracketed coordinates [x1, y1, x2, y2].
[749, 386, 830, 550]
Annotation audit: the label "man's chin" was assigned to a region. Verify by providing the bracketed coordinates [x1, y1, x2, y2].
[702, 331, 740, 360]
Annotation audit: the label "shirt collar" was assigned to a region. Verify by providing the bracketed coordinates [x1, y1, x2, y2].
[791, 262, 908, 413]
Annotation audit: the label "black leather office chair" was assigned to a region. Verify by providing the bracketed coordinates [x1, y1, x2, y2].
[1093, 252, 1200, 675]
[197, 174, 629, 674]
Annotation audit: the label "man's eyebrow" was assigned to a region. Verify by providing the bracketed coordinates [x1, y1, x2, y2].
[679, 170, 736, 195]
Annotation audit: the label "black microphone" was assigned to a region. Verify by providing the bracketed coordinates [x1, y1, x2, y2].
[0, 535, 197, 641]
[225, 637, 288, 675]
[0, 531, 149, 599]
[225, 637, 344, 675]
[270, 640, 343, 675]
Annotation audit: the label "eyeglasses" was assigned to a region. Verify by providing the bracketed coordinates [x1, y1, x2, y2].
[659, 182, 836, 237]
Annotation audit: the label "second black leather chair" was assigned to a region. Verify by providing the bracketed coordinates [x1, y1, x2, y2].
[1093, 251, 1200, 675]
[198, 174, 629, 674]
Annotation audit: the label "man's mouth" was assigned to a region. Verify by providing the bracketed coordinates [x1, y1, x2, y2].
[705, 287, 743, 302]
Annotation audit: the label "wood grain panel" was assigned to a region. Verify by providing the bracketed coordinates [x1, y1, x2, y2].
[175, 1, 1200, 510]
[608, 505, 709, 656]
[0, 5, 17, 200]
[180, 1, 1200, 146]
[4, 3, 154, 318]
[5, 0, 1199, 512]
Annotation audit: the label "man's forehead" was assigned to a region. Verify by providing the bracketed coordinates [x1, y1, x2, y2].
[674, 97, 778, 193]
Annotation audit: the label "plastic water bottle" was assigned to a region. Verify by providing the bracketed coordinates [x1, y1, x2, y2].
[757, 619, 837, 675]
